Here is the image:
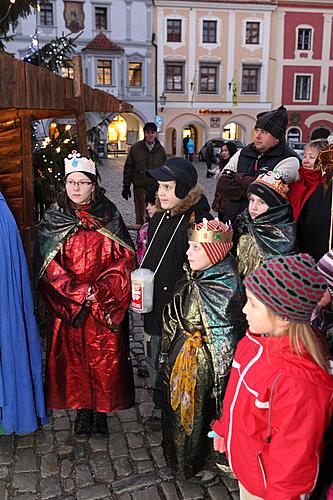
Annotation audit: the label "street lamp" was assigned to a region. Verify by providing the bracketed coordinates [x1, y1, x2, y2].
[160, 93, 167, 112]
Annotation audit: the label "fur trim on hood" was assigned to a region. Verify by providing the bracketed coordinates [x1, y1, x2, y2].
[156, 184, 204, 216]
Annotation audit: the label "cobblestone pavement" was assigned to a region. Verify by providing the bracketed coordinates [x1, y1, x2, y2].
[0, 158, 240, 499]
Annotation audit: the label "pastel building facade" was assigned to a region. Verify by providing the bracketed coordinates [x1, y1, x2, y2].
[273, 0, 333, 143]
[5, 0, 155, 151]
[153, 0, 278, 155]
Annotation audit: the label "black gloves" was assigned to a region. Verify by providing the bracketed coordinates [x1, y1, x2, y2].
[122, 186, 131, 200]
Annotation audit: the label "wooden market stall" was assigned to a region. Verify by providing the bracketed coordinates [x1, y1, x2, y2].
[0, 51, 132, 255]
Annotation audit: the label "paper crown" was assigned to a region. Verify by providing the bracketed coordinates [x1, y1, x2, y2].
[189, 218, 233, 244]
[64, 150, 96, 176]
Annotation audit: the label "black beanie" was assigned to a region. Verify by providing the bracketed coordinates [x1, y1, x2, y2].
[247, 182, 287, 207]
[255, 105, 288, 141]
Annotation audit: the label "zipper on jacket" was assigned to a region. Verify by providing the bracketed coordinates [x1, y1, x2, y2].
[265, 374, 281, 444]
[257, 452, 267, 489]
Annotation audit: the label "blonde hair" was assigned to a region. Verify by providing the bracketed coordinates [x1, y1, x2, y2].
[288, 322, 328, 371]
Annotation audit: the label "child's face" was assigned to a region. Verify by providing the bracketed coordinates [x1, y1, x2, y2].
[146, 202, 157, 218]
[248, 194, 269, 219]
[243, 289, 279, 335]
[158, 180, 180, 210]
[186, 241, 212, 271]
[302, 147, 320, 170]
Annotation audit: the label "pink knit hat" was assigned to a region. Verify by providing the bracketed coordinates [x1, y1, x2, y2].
[189, 218, 233, 265]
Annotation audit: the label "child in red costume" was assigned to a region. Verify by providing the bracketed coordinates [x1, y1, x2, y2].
[210, 254, 333, 499]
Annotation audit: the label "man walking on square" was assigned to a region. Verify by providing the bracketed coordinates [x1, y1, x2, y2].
[122, 122, 167, 225]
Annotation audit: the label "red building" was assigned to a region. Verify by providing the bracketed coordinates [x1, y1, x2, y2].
[274, 0, 333, 143]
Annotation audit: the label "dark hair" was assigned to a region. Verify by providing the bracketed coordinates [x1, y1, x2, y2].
[221, 141, 238, 167]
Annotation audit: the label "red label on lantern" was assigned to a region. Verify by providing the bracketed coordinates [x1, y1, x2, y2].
[132, 282, 143, 310]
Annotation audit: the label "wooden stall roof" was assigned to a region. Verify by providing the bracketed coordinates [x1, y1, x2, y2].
[0, 51, 132, 115]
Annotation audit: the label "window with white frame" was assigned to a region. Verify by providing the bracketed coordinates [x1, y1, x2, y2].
[128, 62, 142, 87]
[297, 28, 312, 51]
[95, 6, 108, 30]
[39, 2, 54, 26]
[241, 65, 261, 94]
[202, 20, 217, 44]
[97, 60, 112, 85]
[167, 19, 182, 43]
[199, 64, 218, 93]
[165, 63, 184, 92]
[245, 22, 260, 44]
[294, 75, 312, 100]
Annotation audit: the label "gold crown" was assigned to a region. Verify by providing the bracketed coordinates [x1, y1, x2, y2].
[189, 218, 233, 243]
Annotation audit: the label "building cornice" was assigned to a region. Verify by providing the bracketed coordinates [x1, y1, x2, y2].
[154, 1, 276, 11]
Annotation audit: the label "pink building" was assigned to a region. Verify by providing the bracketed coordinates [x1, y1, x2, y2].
[274, 0, 333, 143]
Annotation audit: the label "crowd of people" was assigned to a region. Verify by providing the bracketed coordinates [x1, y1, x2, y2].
[1, 105, 333, 500]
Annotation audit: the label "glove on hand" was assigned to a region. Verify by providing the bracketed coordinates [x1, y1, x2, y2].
[122, 186, 131, 200]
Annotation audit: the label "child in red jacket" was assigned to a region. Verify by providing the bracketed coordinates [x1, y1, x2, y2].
[210, 254, 333, 499]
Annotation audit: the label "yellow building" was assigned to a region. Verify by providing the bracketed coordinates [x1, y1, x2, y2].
[153, 0, 278, 155]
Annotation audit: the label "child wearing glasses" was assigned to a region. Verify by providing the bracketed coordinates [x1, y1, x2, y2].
[35, 151, 136, 437]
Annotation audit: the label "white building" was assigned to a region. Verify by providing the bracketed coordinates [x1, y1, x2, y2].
[5, 0, 155, 152]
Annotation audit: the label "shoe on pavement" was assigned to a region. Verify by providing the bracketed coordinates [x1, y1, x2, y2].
[91, 412, 109, 436]
[74, 409, 93, 437]
[137, 366, 150, 378]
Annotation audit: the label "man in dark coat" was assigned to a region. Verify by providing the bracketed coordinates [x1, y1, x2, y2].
[122, 122, 167, 224]
[218, 105, 301, 222]
[141, 158, 212, 430]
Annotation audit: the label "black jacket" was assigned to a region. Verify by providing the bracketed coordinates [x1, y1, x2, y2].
[142, 185, 212, 335]
[237, 140, 300, 176]
[123, 139, 167, 189]
[223, 140, 300, 223]
[297, 182, 331, 262]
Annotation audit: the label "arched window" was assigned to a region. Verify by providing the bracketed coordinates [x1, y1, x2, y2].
[287, 127, 301, 143]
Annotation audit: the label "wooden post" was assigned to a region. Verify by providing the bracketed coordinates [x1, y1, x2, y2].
[72, 56, 88, 156]
[20, 112, 34, 264]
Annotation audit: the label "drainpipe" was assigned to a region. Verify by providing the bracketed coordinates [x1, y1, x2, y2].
[152, 32, 158, 116]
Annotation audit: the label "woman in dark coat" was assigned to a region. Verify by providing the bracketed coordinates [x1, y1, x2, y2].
[35, 151, 136, 437]
[212, 141, 238, 221]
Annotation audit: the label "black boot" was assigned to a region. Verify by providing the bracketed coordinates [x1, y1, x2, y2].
[74, 409, 93, 437]
[92, 412, 109, 436]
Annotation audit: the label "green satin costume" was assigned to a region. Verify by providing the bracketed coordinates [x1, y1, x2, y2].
[161, 255, 246, 479]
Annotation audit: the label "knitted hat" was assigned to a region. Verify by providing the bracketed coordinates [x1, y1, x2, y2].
[189, 218, 233, 265]
[244, 254, 327, 323]
[147, 157, 198, 199]
[255, 105, 288, 141]
[317, 250, 333, 289]
[64, 150, 96, 177]
[247, 157, 299, 207]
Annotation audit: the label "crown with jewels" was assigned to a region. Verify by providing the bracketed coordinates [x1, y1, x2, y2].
[64, 150, 96, 176]
[189, 218, 233, 244]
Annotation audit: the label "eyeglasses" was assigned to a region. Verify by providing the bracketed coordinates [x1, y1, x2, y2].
[65, 180, 93, 188]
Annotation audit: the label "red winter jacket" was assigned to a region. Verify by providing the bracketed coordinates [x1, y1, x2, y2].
[211, 331, 333, 499]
